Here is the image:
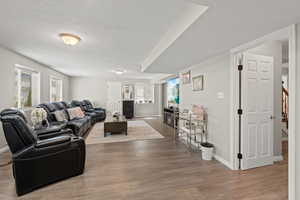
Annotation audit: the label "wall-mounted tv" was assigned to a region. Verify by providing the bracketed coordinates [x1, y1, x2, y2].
[167, 78, 179, 105]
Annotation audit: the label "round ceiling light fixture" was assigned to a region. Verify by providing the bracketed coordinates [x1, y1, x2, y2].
[59, 33, 81, 46]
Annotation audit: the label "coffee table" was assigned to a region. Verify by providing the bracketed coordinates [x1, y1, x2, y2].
[104, 116, 128, 137]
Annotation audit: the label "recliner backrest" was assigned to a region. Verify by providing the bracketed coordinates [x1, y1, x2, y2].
[0, 110, 36, 154]
[0, 109, 28, 123]
[60, 101, 69, 109]
[53, 102, 65, 110]
[83, 100, 94, 110]
[39, 103, 58, 122]
[71, 100, 86, 111]
[52, 102, 70, 121]
[80, 101, 89, 111]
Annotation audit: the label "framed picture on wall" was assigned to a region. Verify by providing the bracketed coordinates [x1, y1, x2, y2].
[192, 75, 204, 91]
[181, 70, 191, 84]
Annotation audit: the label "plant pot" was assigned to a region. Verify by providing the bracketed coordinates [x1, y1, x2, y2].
[201, 142, 214, 160]
[34, 122, 43, 130]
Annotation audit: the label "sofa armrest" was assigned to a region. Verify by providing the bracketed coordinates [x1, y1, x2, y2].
[85, 109, 95, 113]
[35, 135, 71, 148]
[35, 126, 62, 136]
[94, 107, 105, 111]
[12, 136, 85, 196]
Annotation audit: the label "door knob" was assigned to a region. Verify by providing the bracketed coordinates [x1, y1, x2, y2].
[270, 116, 275, 120]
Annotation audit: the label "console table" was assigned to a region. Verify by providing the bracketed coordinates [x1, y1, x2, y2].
[163, 107, 178, 128]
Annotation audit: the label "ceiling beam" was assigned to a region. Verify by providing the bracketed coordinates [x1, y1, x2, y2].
[140, 3, 208, 72]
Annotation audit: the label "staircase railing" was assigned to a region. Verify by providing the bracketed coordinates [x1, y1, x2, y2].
[282, 86, 288, 129]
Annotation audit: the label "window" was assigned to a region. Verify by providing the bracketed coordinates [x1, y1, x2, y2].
[15, 66, 40, 108]
[50, 77, 63, 102]
[135, 84, 144, 101]
[134, 83, 155, 104]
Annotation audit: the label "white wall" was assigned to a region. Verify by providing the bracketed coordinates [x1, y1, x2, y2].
[246, 41, 283, 157]
[70, 77, 108, 108]
[179, 53, 231, 162]
[295, 23, 300, 200]
[135, 84, 162, 117]
[70, 77, 162, 117]
[0, 47, 70, 148]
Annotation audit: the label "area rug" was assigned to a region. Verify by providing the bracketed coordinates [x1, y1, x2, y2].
[85, 120, 164, 144]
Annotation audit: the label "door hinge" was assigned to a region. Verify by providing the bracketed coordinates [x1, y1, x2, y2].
[237, 109, 243, 115]
[237, 153, 243, 160]
[238, 65, 243, 71]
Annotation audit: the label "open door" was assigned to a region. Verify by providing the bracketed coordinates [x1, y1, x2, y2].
[241, 53, 274, 170]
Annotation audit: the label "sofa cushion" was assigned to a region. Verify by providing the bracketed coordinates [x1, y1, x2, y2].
[67, 116, 91, 136]
[54, 110, 68, 122]
[67, 107, 85, 120]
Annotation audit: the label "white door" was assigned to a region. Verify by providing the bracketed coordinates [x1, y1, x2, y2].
[107, 82, 122, 114]
[241, 53, 274, 170]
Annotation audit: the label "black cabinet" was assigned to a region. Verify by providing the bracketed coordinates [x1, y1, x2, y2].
[123, 100, 134, 119]
[163, 108, 178, 128]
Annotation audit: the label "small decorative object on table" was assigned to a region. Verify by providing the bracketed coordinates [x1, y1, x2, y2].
[112, 111, 120, 120]
[31, 108, 48, 130]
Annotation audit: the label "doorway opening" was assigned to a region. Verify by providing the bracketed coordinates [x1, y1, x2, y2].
[229, 25, 296, 200]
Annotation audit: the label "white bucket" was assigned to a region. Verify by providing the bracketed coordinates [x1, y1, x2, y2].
[201, 143, 214, 160]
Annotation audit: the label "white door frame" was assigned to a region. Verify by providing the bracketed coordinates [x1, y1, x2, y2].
[229, 25, 296, 200]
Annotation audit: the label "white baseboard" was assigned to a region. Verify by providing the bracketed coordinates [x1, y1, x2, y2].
[135, 115, 161, 118]
[214, 154, 233, 170]
[273, 155, 284, 162]
[0, 145, 9, 154]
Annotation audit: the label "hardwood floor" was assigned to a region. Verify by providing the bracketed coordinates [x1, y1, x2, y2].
[0, 118, 288, 200]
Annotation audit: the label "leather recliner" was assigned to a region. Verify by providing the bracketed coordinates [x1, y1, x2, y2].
[83, 100, 106, 121]
[54, 101, 92, 135]
[39, 102, 92, 137]
[0, 109, 86, 196]
[0, 109, 69, 140]
[71, 100, 106, 124]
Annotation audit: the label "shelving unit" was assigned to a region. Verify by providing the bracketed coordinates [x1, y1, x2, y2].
[174, 109, 207, 152]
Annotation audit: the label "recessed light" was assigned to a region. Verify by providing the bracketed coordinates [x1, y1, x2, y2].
[59, 33, 81, 46]
[113, 69, 126, 75]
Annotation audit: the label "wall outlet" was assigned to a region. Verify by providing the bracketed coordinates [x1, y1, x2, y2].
[217, 92, 224, 99]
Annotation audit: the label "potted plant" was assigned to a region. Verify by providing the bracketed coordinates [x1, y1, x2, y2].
[31, 108, 48, 130]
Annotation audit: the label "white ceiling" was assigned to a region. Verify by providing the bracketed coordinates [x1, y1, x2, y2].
[145, 0, 300, 73]
[0, 0, 205, 79]
[1, 0, 300, 78]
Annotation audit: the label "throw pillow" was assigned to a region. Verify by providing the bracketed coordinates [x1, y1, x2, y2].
[67, 107, 85, 120]
[54, 110, 68, 122]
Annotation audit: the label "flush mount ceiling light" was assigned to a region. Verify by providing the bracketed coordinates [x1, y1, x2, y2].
[59, 33, 81, 46]
[113, 69, 126, 75]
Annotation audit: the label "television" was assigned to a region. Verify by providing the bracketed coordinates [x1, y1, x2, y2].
[167, 78, 179, 106]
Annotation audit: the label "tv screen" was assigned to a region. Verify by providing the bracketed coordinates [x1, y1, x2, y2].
[167, 78, 179, 105]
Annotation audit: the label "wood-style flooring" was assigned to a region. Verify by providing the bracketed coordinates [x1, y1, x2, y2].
[0, 118, 288, 200]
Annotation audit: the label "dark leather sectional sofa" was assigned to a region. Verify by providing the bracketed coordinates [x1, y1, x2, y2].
[0, 100, 106, 196]
[39, 100, 106, 137]
[71, 100, 106, 124]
